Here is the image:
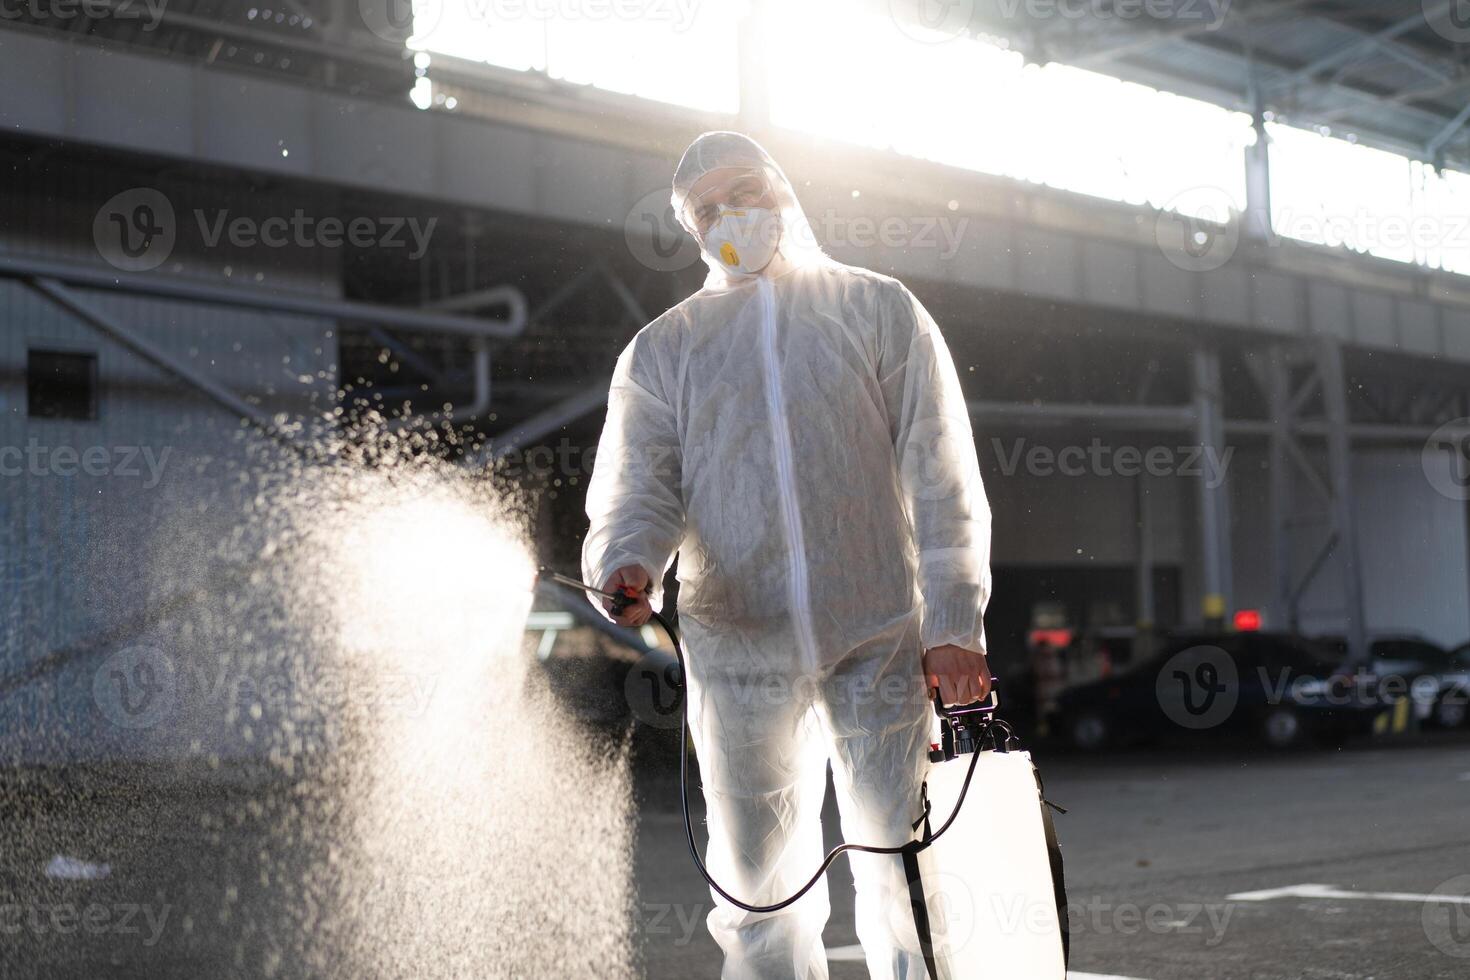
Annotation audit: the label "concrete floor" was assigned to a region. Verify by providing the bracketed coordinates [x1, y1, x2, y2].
[634, 739, 1470, 979]
[0, 739, 1465, 979]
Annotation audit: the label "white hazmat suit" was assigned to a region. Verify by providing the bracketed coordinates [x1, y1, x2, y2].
[583, 132, 992, 979]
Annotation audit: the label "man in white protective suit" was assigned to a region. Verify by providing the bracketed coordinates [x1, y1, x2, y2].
[582, 131, 993, 980]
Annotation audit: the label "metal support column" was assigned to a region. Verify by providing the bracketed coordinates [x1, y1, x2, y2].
[1134, 472, 1158, 660]
[1193, 345, 1233, 629]
[1265, 346, 1296, 632]
[1244, 66, 1274, 243]
[1134, 358, 1159, 655]
[1318, 339, 1368, 665]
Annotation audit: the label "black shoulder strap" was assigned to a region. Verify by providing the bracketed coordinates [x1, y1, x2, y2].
[1035, 772, 1071, 968]
[903, 783, 943, 980]
[902, 843, 941, 980]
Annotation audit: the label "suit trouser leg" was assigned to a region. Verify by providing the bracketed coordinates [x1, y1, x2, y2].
[684, 619, 833, 980]
[816, 614, 939, 980]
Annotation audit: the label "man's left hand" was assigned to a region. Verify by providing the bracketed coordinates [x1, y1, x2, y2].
[923, 644, 992, 707]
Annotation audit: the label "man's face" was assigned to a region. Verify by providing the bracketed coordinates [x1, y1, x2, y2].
[684, 167, 779, 238]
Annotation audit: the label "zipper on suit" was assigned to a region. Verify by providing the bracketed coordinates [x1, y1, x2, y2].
[757, 276, 819, 670]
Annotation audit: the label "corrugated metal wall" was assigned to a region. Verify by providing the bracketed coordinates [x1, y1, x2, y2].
[0, 163, 340, 764]
[1229, 445, 1470, 646]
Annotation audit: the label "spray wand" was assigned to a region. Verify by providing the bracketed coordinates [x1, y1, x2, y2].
[537, 567, 646, 618]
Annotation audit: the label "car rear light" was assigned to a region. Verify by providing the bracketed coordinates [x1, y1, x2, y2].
[1234, 609, 1262, 631]
[1028, 628, 1073, 649]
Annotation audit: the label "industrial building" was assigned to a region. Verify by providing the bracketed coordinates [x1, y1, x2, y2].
[3, 3, 1470, 979]
[6, 2, 1470, 731]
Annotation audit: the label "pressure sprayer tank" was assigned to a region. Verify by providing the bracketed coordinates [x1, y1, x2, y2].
[915, 741, 1068, 977]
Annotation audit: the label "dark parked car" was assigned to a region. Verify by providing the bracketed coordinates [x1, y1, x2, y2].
[1369, 636, 1470, 729]
[1429, 643, 1470, 730]
[1316, 634, 1466, 728]
[1046, 631, 1383, 751]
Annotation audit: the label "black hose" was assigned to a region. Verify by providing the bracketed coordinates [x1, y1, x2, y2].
[648, 609, 985, 915]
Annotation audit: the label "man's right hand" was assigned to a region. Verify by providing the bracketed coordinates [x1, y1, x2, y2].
[603, 564, 654, 628]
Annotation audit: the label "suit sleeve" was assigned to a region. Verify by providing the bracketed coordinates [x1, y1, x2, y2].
[878, 283, 992, 654]
[581, 336, 685, 619]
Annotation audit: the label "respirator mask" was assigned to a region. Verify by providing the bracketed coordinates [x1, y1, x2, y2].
[700, 206, 780, 277]
[685, 170, 782, 278]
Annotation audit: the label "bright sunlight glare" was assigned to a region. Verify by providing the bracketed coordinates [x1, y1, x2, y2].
[1269, 123, 1470, 275]
[410, 0, 1470, 277]
[407, 0, 743, 113]
[767, 2, 1253, 218]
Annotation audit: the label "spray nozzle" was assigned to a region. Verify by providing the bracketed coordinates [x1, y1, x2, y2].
[537, 567, 644, 616]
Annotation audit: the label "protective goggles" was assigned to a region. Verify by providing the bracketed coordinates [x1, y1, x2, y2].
[681, 170, 777, 236]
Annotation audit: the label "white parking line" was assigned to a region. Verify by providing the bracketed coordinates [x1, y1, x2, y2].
[1228, 883, 1470, 904]
[826, 944, 1149, 979]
